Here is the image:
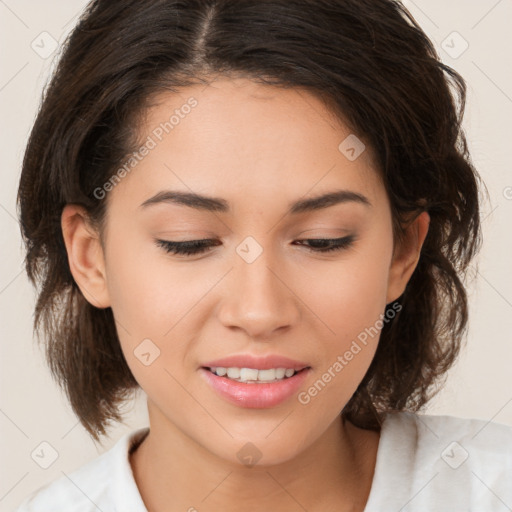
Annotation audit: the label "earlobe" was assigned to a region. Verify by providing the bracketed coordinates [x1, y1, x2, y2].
[61, 204, 111, 309]
[386, 211, 430, 305]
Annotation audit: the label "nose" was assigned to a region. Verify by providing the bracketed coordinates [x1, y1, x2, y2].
[216, 246, 301, 340]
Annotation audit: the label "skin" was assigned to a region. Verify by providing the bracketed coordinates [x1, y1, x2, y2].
[61, 76, 429, 512]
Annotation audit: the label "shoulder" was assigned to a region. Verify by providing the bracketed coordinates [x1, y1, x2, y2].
[366, 411, 512, 511]
[388, 410, 512, 462]
[14, 427, 149, 512]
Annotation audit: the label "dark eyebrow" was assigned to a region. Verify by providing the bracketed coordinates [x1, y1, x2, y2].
[139, 189, 372, 214]
[139, 190, 229, 212]
[289, 189, 371, 214]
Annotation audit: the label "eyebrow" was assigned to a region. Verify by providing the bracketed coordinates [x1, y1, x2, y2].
[139, 189, 372, 214]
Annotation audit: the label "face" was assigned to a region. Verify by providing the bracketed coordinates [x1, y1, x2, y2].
[63, 76, 428, 466]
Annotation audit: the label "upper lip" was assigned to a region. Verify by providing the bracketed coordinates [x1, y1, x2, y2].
[201, 354, 310, 371]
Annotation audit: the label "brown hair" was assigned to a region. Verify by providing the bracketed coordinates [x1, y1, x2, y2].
[17, 0, 486, 441]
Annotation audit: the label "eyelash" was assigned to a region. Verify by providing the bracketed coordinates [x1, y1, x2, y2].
[155, 235, 356, 256]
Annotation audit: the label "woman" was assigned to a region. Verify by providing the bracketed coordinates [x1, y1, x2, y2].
[15, 0, 512, 510]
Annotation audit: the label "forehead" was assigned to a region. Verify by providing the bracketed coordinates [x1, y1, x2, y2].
[112, 77, 384, 212]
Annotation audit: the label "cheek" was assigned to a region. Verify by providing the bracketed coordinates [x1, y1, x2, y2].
[293, 248, 392, 418]
[103, 242, 190, 393]
[103, 234, 182, 371]
[105, 232, 194, 328]
[296, 246, 392, 344]
[104, 233, 218, 375]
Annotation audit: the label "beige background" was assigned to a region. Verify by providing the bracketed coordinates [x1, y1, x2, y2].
[1, 0, 511, 510]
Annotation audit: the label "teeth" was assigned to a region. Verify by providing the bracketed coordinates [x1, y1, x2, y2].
[210, 367, 299, 383]
[226, 367, 241, 379]
[240, 368, 259, 381]
[275, 368, 286, 379]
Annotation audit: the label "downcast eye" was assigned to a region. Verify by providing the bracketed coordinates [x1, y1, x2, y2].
[155, 235, 356, 256]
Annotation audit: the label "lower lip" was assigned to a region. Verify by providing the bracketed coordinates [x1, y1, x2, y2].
[199, 367, 311, 408]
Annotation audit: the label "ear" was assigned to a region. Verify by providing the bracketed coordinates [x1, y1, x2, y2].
[386, 210, 430, 304]
[61, 204, 111, 309]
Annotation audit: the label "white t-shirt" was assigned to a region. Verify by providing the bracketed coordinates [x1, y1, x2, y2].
[14, 411, 512, 511]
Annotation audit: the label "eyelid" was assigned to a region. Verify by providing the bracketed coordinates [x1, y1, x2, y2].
[155, 234, 356, 257]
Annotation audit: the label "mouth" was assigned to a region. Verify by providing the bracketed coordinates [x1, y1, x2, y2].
[199, 366, 312, 408]
[202, 366, 310, 384]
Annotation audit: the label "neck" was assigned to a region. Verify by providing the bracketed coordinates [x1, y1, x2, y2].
[130, 402, 378, 512]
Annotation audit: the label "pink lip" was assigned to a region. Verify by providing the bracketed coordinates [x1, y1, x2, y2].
[201, 354, 310, 371]
[199, 367, 311, 408]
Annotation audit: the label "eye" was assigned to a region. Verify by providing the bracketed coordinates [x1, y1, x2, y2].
[293, 235, 356, 253]
[155, 235, 356, 256]
[155, 238, 221, 256]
